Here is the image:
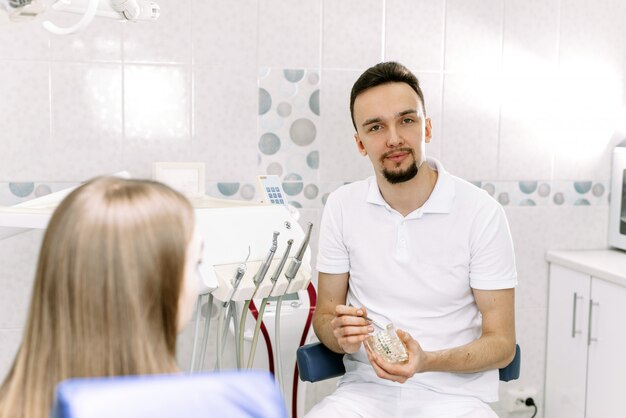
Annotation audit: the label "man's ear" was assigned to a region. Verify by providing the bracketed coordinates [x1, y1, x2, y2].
[355, 133, 367, 156]
[424, 117, 433, 143]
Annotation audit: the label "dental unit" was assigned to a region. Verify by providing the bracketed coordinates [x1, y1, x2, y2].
[238, 231, 279, 369]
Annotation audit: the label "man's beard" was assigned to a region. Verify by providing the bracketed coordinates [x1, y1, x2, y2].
[381, 151, 419, 184]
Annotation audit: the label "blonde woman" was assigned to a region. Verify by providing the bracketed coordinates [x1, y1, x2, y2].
[0, 177, 201, 418]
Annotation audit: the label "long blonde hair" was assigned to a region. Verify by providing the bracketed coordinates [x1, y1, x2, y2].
[0, 177, 195, 418]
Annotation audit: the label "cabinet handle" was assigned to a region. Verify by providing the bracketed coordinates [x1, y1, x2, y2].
[587, 299, 599, 345]
[571, 292, 583, 338]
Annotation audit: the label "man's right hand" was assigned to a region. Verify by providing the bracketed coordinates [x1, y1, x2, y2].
[330, 304, 374, 353]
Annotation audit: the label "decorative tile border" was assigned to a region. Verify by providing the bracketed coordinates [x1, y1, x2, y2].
[0, 180, 611, 209]
[0, 182, 78, 206]
[205, 179, 611, 209]
[474, 180, 609, 207]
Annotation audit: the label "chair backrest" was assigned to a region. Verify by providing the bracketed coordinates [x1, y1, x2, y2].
[51, 371, 288, 418]
[297, 342, 521, 383]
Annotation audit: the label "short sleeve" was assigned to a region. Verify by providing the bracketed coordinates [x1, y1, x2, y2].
[316, 191, 350, 274]
[469, 203, 517, 290]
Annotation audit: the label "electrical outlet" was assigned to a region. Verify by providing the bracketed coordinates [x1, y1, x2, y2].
[506, 387, 538, 412]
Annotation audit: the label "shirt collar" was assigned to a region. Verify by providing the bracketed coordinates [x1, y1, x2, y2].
[365, 157, 455, 214]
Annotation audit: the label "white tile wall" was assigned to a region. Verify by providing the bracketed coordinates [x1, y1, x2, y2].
[122, 0, 192, 64]
[558, 0, 626, 77]
[193, 65, 258, 181]
[322, 0, 383, 69]
[499, 76, 556, 180]
[0, 18, 49, 60]
[258, 0, 322, 68]
[502, 0, 559, 75]
[49, 62, 124, 180]
[444, 0, 504, 73]
[0, 230, 43, 329]
[123, 64, 191, 143]
[1, 2, 625, 417]
[442, 74, 501, 180]
[0, 61, 50, 181]
[549, 75, 624, 180]
[385, 0, 445, 72]
[191, 0, 258, 69]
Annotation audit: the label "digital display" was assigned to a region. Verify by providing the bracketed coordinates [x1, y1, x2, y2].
[620, 169, 626, 235]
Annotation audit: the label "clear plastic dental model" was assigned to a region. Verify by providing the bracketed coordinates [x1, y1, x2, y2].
[366, 323, 409, 364]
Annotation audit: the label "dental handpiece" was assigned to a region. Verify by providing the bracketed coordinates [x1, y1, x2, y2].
[223, 247, 251, 308]
[284, 222, 313, 282]
[247, 239, 293, 369]
[253, 231, 280, 286]
[238, 232, 280, 368]
[270, 239, 293, 284]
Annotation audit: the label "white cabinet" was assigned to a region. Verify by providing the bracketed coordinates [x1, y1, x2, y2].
[545, 250, 626, 418]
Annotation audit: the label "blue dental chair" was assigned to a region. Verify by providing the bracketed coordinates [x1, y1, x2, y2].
[51, 371, 288, 418]
[297, 342, 521, 383]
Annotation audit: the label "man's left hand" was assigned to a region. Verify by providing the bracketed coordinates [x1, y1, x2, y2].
[364, 329, 426, 384]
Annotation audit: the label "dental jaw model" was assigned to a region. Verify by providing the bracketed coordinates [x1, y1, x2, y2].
[366, 323, 409, 364]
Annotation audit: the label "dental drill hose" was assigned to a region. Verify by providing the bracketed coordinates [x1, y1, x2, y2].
[216, 303, 226, 370]
[275, 222, 313, 390]
[198, 293, 213, 370]
[237, 232, 279, 369]
[189, 294, 205, 373]
[247, 239, 293, 369]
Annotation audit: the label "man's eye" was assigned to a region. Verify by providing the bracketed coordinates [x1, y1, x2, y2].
[402, 118, 414, 124]
[368, 125, 382, 132]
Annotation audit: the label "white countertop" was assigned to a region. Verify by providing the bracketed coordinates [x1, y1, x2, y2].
[546, 249, 626, 288]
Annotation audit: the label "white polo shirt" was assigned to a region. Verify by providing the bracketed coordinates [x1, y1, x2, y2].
[316, 158, 517, 402]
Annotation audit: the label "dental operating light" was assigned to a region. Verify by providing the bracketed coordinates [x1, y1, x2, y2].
[0, 0, 159, 34]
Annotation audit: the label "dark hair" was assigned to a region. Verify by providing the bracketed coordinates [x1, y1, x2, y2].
[349, 62, 426, 131]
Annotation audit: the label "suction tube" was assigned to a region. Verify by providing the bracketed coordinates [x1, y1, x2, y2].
[247, 239, 293, 369]
[275, 222, 313, 390]
[237, 232, 279, 368]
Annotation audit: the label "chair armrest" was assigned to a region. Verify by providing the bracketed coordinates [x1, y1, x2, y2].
[499, 344, 521, 382]
[297, 342, 346, 383]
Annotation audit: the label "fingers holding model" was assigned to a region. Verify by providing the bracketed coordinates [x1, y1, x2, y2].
[330, 304, 374, 354]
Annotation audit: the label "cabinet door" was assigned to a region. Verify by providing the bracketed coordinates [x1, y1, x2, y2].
[545, 264, 590, 418]
[585, 278, 626, 418]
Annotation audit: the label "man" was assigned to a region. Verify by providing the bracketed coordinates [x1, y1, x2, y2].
[307, 62, 517, 418]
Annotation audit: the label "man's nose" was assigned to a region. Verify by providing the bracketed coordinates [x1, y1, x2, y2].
[387, 126, 403, 147]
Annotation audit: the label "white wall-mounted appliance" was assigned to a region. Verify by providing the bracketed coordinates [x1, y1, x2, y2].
[608, 141, 626, 251]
